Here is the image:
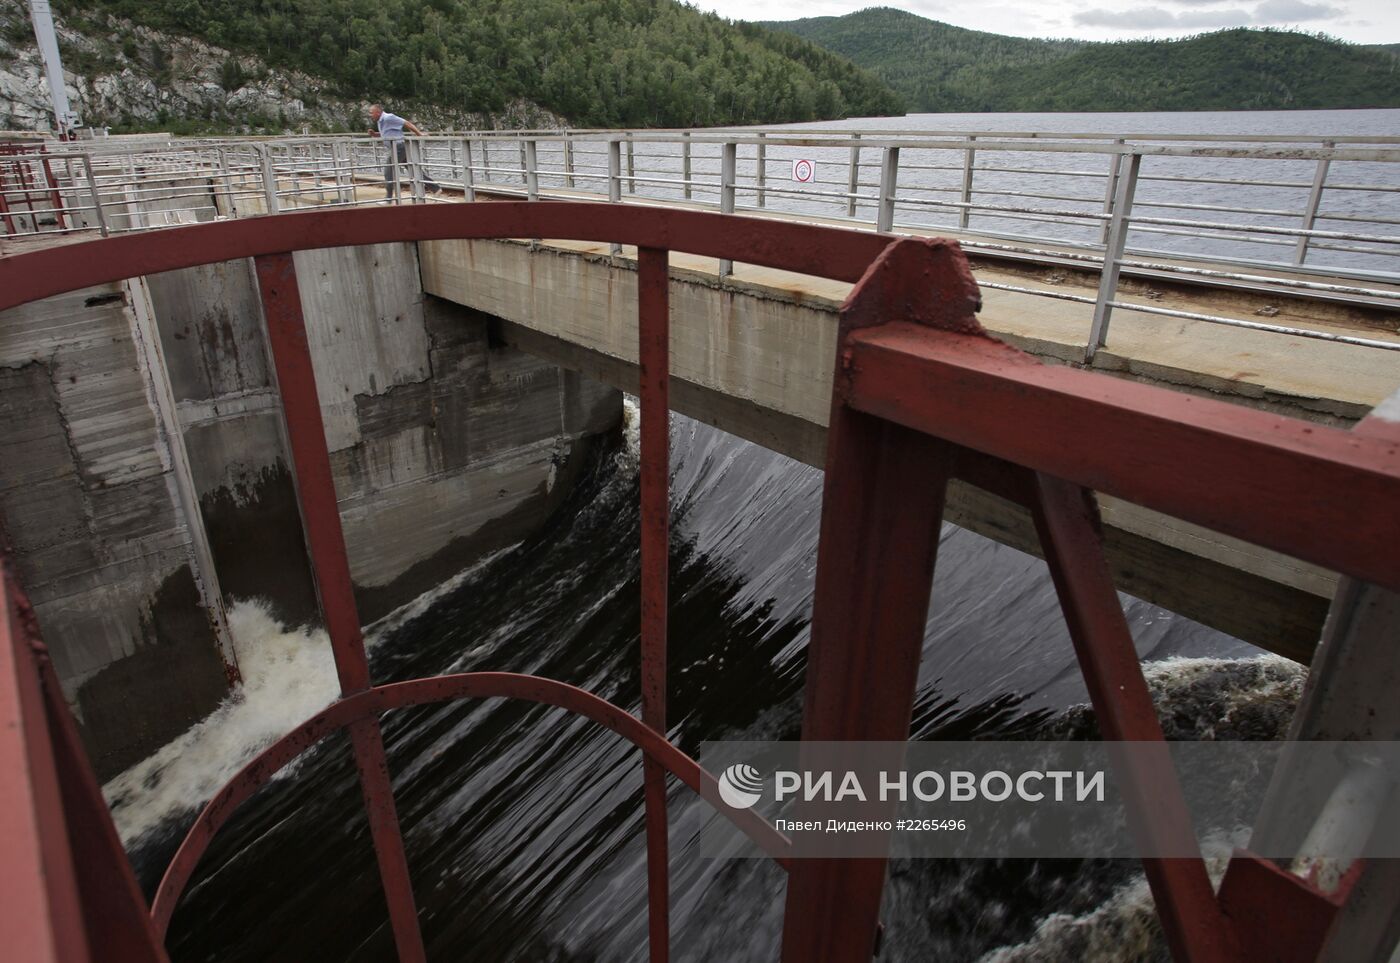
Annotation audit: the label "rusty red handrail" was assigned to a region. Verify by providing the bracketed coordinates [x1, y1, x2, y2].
[2, 203, 1397, 963]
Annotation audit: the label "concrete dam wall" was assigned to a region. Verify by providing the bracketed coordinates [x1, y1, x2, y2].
[0, 232, 620, 779]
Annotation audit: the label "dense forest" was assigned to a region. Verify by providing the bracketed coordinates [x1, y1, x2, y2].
[761, 8, 1083, 111]
[767, 7, 1400, 112]
[53, 0, 905, 128]
[993, 29, 1400, 111]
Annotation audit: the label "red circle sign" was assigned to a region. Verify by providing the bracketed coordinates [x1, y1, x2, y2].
[793, 159, 815, 183]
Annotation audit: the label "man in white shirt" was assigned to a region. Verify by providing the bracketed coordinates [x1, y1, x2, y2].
[369, 104, 439, 198]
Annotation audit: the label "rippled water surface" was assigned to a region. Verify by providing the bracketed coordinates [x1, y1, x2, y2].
[117, 405, 1296, 962]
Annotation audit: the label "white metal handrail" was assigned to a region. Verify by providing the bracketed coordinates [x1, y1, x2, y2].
[5, 129, 1399, 362]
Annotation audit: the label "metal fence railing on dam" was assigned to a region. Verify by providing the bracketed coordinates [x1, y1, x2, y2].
[4, 127, 1400, 361]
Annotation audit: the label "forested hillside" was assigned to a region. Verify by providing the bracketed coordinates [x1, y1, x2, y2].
[997, 29, 1400, 110]
[761, 8, 1083, 111]
[54, 0, 904, 128]
[767, 7, 1400, 111]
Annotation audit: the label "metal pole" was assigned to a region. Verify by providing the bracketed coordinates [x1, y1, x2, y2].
[217, 147, 238, 215]
[461, 138, 475, 202]
[524, 140, 539, 201]
[562, 132, 574, 190]
[877, 146, 899, 234]
[756, 132, 766, 209]
[626, 133, 636, 195]
[780, 401, 956, 960]
[332, 141, 350, 206]
[252, 252, 426, 963]
[719, 142, 736, 278]
[79, 154, 107, 236]
[608, 139, 622, 255]
[258, 144, 280, 214]
[518, 139, 528, 188]
[682, 133, 691, 201]
[958, 136, 976, 230]
[390, 140, 401, 206]
[409, 139, 425, 202]
[846, 133, 861, 218]
[1295, 141, 1334, 265]
[39, 149, 65, 232]
[26, 1, 77, 138]
[1087, 152, 1142, 362]
[1100, 138, 1125, 246]
[637, 245, 672, 963]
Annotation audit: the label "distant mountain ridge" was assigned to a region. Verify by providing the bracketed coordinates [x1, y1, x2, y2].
[763, 7, 1400, 112]
[46, 0, 903, 131]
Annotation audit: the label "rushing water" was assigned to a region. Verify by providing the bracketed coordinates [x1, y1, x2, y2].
[106, 109, 1388, 961]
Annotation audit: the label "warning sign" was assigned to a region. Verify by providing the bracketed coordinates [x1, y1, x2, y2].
[792, 159, 816, 183]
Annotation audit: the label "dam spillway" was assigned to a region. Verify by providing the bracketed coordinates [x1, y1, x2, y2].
[2, 128, 1400, 963]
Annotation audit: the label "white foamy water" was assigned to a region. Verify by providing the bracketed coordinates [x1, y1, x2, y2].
[978, 830, 1248, 963]
[977, 654, 1306, 962]
[103, 555, 506, 848]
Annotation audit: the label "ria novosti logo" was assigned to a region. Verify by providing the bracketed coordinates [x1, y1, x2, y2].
[717, 763, 764, 809]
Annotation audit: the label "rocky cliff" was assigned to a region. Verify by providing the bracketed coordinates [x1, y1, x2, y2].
[0, 8, 564, 134]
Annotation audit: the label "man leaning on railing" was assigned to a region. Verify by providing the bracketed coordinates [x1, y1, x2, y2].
[369, 104, 440, 200]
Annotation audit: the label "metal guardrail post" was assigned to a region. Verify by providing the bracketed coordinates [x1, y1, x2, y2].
[389, 140, 402, 206]
[525, 139, 539, 201]
[517, 139, 528, 188]
[216, 147, 238, 215]
[257, 144, 280, 214]
[79, 153, 107, 236]
[1296, 140, 1334, 265]
[877, 146, 899, 234]
[958, 136, 976, 230]
[626, 132, 636, 195]
[847, 133, 861, 218]
[756, 132, 767, 209]
[332, 141, 350, 205]
[563, 132, 574, 190]
[682, 132, 692, 200]
[409, 139, 426, 202]
[719, 141, 737, 278]
[609, 139, 622, 255]
[461, 138, 476, 201]
[1087, 151, 1142, 362]
[1100, 138, 1126, 247]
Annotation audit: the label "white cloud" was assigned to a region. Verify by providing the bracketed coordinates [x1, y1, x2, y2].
[1073, 6, 1253, 28]
[1072, 0, 1341, 29]
[1254, 0, 1344, 22]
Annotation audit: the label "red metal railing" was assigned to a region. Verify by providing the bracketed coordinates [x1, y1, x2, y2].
[1, 203, 1397, 962]
[0, 143, 67, 236]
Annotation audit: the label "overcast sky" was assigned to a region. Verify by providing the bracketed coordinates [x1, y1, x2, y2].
[685, 0, 1400, 45]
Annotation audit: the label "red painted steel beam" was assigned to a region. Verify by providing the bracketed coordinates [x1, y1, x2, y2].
[1028, 474, 1237, 962]
[1217, 851, 1345, 962]
[839, 322, 1400, 593]
[151, 671, 794, 935]
[781, 239, 967, 963]
[252, 253, 425, 963]
[32, 630, 171, 960]
[1, 558, 90, 963]
[0, 203, 894, 315]
[637, 246, 671, 963]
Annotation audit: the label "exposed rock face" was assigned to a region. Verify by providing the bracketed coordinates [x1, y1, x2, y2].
[0, 8, 565, 134]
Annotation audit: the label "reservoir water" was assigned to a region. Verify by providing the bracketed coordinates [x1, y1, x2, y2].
[108, 109, 1397, 961]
